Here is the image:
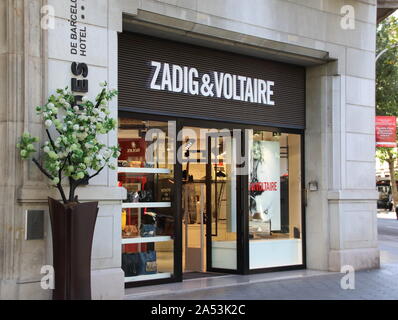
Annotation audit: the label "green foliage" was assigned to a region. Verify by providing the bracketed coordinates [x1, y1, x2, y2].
[16, 82, 120, 202]
[377, 16, 398, 116]
[17, 133, 39, 159]
[376, 17, 398, 169]
[377, 147, 398, 163]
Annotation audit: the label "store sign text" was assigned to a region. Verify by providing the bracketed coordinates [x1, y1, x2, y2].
[149, 61, 275, 106]
[250, 182, 278, 192]
[69, 0, 87, 56]
[71, 62, 88, 105]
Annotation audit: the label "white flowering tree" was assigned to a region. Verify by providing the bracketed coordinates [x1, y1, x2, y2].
[17, 82, 120, 204]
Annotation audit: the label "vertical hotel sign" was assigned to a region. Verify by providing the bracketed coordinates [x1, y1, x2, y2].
[69, 0, 89, 103]
[376, 116, 397, 148]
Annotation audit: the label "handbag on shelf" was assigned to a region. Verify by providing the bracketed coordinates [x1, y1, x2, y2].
[140, 224, 156, 237]
[124, 191, 140, 203]
[138, 190, 153, 202]
[121, 253, 140, 277]
[122, 210, 127, 230]
[137, 251, 157, 275]
[123, 225, 139, 238]
[144, 162, 155, 168]
[132, 192, 139, 203]
[118, 160, 128, 167]
[156, 214, 174, 236]
[142, 212, 157, 224]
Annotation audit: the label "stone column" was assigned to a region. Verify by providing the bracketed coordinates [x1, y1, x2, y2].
[0, 0, 127, 299]
[306, 58, 379, 272]
[0, 0, 52, 299]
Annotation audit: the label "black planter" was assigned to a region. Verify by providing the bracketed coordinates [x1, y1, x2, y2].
[48, 197, 98, 300]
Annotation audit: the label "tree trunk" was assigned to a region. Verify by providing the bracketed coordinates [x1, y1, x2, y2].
[388, 154, 398, 209]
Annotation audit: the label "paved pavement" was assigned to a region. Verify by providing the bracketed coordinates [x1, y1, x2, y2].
[378, 210, 398, 265]
[144, 264, 398, 300]
[125, 214, 398, 300]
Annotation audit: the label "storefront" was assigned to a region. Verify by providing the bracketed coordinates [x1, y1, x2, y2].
[1, 0, 381, 300]
[117, 32, 306, 287]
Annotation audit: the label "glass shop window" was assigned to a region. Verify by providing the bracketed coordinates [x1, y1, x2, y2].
[248, 130, 303, 269]
[118, 118, 175, 283]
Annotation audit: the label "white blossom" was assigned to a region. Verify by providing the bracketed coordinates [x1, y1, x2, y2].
[104, 149, 112, 158]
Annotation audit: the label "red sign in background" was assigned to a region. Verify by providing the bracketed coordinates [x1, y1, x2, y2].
[118, 138, 146, 160]
[376, 116, 397, 148]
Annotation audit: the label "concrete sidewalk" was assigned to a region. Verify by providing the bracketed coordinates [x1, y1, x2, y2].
[125, 264, 398, 300]
[124, 217, 398, 300]
[125, 269, 333, 300]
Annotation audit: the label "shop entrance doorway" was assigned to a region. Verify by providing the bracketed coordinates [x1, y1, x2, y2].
[182, 127, 239, 278]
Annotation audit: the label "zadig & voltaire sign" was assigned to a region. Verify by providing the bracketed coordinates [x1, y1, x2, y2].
[149, 61, 275, 106]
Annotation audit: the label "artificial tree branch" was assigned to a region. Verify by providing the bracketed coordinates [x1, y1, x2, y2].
[60, 154, 70, 173]
[57, 183, 68, 204]
[32, 158, 54, 180]
[46, 129, 57, 151]
[88, 166, 105, 180]
[70, 166, 105, 199]
[32, 158, 67, 203]
[67, 166, 106, 202]
[94, 89, 106, 109]
[68, 174, 87, 202]
[68, 177, 77, 202]
[51, 114, 63, 135]
[46, 129, 68, 203]
[56, 156, 70, 204]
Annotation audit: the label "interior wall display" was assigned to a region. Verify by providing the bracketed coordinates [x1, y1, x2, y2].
[376, 116, 397, 148]
[249, 141, 281, 233]
[118, 118, 175, 285]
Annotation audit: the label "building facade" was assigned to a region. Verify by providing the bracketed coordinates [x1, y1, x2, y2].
[0, 0, 380, 300]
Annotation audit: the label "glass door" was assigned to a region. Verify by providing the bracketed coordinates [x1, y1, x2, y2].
[206, 131, 239, 272]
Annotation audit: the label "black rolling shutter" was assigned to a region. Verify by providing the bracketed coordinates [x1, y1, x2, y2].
[118, 32, 305, 130]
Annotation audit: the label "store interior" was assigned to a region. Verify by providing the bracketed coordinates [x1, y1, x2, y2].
[118, 118, 303, 285]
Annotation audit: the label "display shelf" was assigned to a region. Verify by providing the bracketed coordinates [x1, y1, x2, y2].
[118, 167, 171, 174]
[122, 202, 172, 209]
[124, 272, 172, 283]
[122, 236, 172, 244]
